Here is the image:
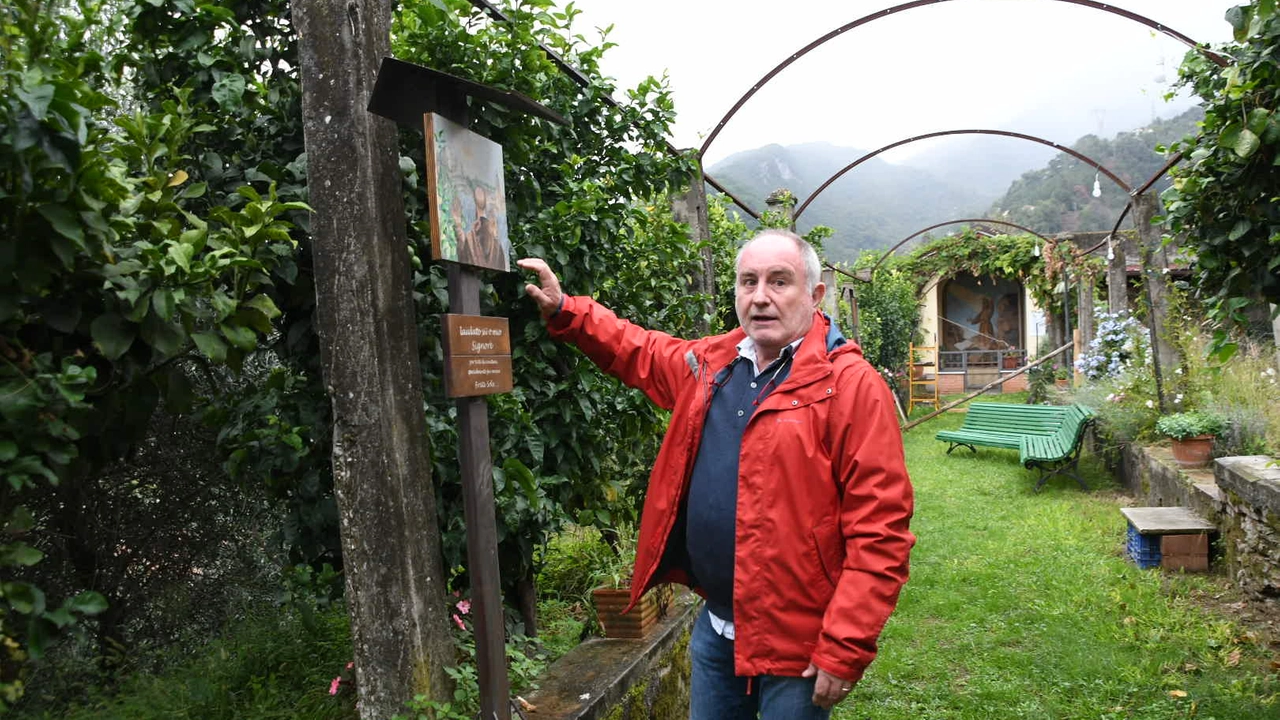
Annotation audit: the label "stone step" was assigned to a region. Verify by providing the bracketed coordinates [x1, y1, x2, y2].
[1120, 506, 1216, 535]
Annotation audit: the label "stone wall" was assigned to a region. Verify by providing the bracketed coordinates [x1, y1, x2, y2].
[525, 594, 698, 719]
[1215, 457, 1280, 599]
[1105, 436, 1280, 599]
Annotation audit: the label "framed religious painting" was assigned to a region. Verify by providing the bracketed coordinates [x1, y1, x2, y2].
[423, 112, 511, 272]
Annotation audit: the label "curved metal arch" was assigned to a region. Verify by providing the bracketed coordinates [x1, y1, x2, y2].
[794, 129, 1131, 219]
[699, 0, 1229, 158]
[870, 218, 1052, 274]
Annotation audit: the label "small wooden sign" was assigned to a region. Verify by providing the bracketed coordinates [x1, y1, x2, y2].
[442, 315, 511, 356]
[442, 314, 513, 397]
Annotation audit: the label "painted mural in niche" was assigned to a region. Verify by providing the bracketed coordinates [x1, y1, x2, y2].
[942, 274, 1022, 352]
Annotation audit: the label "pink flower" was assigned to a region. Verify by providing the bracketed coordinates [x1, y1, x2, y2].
[330, 677, 341, 695]
[346, 661, 354, 670]
[456, 599, 471, 615]
[453, 613, 466, 630]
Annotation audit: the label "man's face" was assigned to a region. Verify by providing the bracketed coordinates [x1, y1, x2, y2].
[735, 235, 824, 362]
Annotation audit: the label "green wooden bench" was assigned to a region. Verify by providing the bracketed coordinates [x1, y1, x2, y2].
[936, 403, 1095, 491]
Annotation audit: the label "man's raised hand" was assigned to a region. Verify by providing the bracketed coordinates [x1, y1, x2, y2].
[516, 258, 563, 320]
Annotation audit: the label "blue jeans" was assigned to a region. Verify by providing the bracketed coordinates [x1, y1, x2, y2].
[688, 606, 833, 720]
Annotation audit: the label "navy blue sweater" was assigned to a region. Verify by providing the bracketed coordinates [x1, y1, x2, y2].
[684, 349, 794, 621]
[684, 320, 847, 621]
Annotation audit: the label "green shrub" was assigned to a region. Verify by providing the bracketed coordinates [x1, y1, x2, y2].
[21, 605, 357, 720]
[535, 526, 620, 603]
[1155, 411, 1226, 440]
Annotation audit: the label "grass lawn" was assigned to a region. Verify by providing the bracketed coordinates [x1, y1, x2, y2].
[836, 406, 1279, 719]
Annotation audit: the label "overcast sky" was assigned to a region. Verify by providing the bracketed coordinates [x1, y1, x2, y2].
[567, 0, 1240, 166]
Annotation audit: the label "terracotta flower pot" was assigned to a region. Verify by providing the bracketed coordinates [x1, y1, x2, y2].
[1170, 434, 1214, 469]
[591, 584, 672, 639]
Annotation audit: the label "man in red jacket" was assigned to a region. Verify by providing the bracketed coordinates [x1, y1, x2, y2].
[518, 229, 914, 719]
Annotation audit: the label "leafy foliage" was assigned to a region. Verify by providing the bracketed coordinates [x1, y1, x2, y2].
[1155, 410, 1226, 440]
[889, 229, 1096, 319]
[1, 0, 303, 705]
[392, 0, 711, 616]
[847, 266, 920, 382]
[1163, 1, 1280, 360]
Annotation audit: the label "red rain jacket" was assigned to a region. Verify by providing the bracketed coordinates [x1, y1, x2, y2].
[547, 295, 914, 682]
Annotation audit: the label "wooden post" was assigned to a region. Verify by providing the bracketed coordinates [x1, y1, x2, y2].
[1107, 234, 1128, 315]
[447, 266, 511, 720]
[1134, 192, 1179, 409]
[672, 156, 714, 335]
[292, 1, 454, 716]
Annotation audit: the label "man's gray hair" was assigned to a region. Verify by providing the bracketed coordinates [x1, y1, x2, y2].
[735, 229, 822, 294]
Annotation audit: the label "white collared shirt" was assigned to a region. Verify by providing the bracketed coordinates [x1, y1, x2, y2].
[736, 336, 803, 375]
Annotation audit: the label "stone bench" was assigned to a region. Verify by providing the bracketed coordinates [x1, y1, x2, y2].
[1120, 506, 1216, 571]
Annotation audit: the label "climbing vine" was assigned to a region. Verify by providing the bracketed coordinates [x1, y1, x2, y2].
[879, 229, 1106, 316]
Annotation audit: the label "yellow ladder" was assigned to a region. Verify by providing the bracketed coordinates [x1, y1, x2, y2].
[908, 343, 940, 415]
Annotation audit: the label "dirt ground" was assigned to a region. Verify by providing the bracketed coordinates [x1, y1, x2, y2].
[1181, 573, 1280, 675]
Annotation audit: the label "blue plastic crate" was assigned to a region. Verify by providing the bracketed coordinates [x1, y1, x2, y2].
[1126, 523, 1161, 569]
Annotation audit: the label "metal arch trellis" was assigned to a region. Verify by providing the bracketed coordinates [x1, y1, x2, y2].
[793, 129, 1132, 220]
[466, 0, 763, 219]
[1081, 151, 1185, 256]
[699, 0, 1229, 159]
[869, 217, 1054, 275]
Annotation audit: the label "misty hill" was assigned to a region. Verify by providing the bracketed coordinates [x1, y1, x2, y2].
[706, 107, 1205, 262]
[988, 107, 1205, 233]
[707, 142, 991, 261]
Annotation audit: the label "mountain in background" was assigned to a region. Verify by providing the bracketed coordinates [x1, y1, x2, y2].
[988, 107, 1204, 233]
[708, 142, 990, 261]
[707, 106, 1205, 262]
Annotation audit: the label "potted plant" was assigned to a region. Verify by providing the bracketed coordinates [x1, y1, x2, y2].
[1155, 410, 1225, 469]
[589, 535, 671, 639]
[1053, 366, 1072, 389]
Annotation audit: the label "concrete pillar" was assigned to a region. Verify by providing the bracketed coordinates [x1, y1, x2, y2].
[1135, 192, 1180, 409]
[1272, 304, 1280, 369]
[1107, 233, 1128, 315]
[671, 157, 713, 335]
[293, 0, 456, 716]
[764, 188, 796, 231]
[1077, 268, 1096, 363]
[821, 267, 838, 318]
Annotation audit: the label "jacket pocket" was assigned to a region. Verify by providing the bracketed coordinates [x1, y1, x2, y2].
[810, 517, 845, 588]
